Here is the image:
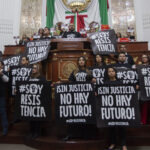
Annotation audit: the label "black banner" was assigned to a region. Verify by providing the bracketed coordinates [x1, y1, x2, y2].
[96, 84, 140, 127]
[25, 39, 50, 64]
[15, 81, 51, 121]
[115, 67, 138, 85]
[137, 65, 150, 101]
[89, 29, 117, 55]
[92, 66, 106, 85]
[3, 54, 22, 71]
[9, 66, 32, 96]
[55, 82, 96, 124]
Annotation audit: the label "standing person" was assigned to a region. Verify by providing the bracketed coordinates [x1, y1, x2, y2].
[62, 23, 82, 38]
[63, 56, 94, 141]
[69, 56, 92, 82]
[0, 61, 9, 136]
[139, 54, 150, 124]
[10, 56, 29, 125]
[20, 56, 29, 66]
[94, 54, 105, 67]
[119, 45, 134, 66]
[114, 52, 132, 69]
[43, 27, 51, 39]
[38, 28, 44, 38]
[89, 54, 106, 85]
[27, 63, 46, 139]
[105, 67, 128, 150]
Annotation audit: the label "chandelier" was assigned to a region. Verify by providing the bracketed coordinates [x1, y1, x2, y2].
[62, 0, 91, 12]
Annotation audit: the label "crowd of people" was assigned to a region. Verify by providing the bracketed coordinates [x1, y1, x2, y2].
[0, 48, 150, 150]
[0, 22, 148, 150]
[18, 22, 135, 45]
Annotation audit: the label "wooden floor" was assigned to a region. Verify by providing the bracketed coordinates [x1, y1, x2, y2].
[1, 122, 150, 150]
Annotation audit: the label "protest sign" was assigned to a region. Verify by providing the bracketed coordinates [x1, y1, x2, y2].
[92, 66, 106, 85]
[25, 39, 50, 64]
[137, 65, 150, 101]
[116, 68, 138, 85]
[89, 29, 117, 55]
[97, 84, 140, 127]
[16, 81, 51, 121]
[55, 82, 96, 124]
[3, 54, 22, 71]
[9, 66, 32, 96]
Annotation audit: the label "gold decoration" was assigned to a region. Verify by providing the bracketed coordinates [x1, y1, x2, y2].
[62, 62, 77, 78]
[62, 0, 91, 12]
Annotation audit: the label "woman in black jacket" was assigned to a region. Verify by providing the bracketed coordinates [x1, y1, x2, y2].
[69, 56, 92, 82]
[105, 67, 127, 150]
[64, 56, 94, 141]
[28, 63, 46, 139]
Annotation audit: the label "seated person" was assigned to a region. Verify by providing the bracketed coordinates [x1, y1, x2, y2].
[62, 23, 82, 38]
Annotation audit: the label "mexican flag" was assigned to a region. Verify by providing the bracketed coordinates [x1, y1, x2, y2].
[46, 0, 109, 31]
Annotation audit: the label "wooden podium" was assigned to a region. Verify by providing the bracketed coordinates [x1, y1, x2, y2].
[46, 38, 93, 82]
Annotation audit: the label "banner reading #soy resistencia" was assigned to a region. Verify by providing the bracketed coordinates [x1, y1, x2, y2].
[9, 66, 32, 96]
[55, 82, 96, 124]
[96, 84, 140, 127]
[89, 29, 117, 55]
[2, 54, 22, 71]
[91, 66, 106, 85]
[115, 67, 138, 85]
[137, 65, 150, 101]
[15, 81, 51, 121]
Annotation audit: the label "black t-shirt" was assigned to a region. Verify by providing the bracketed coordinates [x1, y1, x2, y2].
[113, 62, 131, 69]
[62, 31, 82, 38]
[69, 68, 92, 82]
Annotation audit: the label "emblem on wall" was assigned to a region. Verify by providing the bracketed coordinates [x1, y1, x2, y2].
[62, 0, 91, 12]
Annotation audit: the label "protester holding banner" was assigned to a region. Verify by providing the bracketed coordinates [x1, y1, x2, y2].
[0, 61, 9, 136]
[21, 56, 29, 66]
[119, 45, 134, 66]
[69, 56, 92, 82]
[139, 54, 150, 124]
[62, 23, 82, 38]
[20, 56, 29, 66]
[27, 63, 46, 139]
[89, 54, 106, 85]
[105, 67, 128, 150]
[63, 56, 95, 140]
[114, 52, 132, 69]
[42, 27, 51, 39]
[94, 54, 105, 67]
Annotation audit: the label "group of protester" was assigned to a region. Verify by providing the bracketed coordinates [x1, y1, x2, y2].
[0, 23, 149, 150]
[0, 48, 150, 150]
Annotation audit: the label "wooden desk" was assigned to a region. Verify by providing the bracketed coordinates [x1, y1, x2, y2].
[4, 45, 25, 57]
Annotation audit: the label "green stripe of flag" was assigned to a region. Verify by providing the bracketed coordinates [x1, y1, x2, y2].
[99, 0, 108, 25]
[46, 0, 55, 28]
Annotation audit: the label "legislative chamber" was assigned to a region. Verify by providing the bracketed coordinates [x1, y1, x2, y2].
[1, 39, 150, 150]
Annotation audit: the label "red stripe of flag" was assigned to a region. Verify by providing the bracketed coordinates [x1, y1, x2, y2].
[107, 0, 109, 9]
